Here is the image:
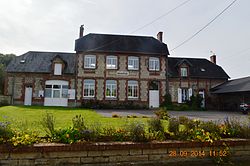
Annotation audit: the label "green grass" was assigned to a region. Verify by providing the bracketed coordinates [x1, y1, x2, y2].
[0, 106, 149, 136]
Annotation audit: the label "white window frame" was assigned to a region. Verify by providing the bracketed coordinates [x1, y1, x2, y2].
[54, 63, 62, 75]
[45, 83, 68, 99]
[128, 80, 139, 99]
[84, 55, 96, 69]
[106, 55, 117, 69]
[149, 57, 160, 71]
[177, 88, 192, 103]
[128, 56, 139, 70]
[180, 67, 188, 77]
[83, 79, 95, 98]
[105, 80, 117, 98]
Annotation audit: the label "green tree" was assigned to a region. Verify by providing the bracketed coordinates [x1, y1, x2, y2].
[0, 53, 16, 94]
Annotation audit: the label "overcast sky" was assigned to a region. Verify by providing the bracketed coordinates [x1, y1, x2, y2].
[0, 0, 249, 79]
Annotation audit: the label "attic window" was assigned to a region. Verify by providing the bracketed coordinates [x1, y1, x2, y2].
[20, 59, 26, 63]
[201, 68, 206, 72]
[54, 63, 62, 75]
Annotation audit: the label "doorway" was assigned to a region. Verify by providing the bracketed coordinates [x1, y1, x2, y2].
[24, 86, 32, 106]
[149, 81, 159, 108]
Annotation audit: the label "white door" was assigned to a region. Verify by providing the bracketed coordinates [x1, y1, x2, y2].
[199, 90, 205, 108]
[24, 86, 32, 106]
[149, 90, 159, 108]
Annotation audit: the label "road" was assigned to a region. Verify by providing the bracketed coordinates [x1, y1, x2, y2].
[95, 109, 249, 123]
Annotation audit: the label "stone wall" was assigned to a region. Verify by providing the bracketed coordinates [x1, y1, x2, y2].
[0, 139, 249, 166]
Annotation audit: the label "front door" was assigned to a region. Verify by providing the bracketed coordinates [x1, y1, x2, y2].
[149, 81, 159, 108]
[199, 90, 205, 108]
[24, 86, 32, 106]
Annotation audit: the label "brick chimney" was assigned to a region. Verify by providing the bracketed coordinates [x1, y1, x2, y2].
[157, 32, 163, 42]
[210, 54, 216, 64]
[79, 25, 84, 38]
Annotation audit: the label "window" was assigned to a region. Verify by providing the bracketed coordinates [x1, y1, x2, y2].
[128, 56, 139, 70]
[84, 55, 96, 69]
[149, 57, 160, 71]
[128, 81, 139, 99]
[54, 63, 62, 75]
[106, 80, 117, 98]
[180, 67, 188, 77]
[178, 88, 192, 103]
[83, 79, 95, 97]
[45, 84, 68, 98]
[45, 85, 52, 98]
[106, 56, 117, 69]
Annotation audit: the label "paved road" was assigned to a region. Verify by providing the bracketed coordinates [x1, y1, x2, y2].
[95, 109, 249, 123]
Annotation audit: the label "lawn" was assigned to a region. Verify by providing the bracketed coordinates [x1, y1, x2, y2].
[0, 106, 149, 136]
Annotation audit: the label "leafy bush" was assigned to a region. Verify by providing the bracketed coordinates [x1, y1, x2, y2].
[154, 108, 170, 120]
[220, 117, 250, 138]
[72, 114, 87, 130]
[168, 118, 179, 133]
[127, 121, 147, 142]
[187, 95, 203, 110]
[10, 130, 40, 146]
[0, 99, 9, 107]
[148, 118, 164, 133]
[41, 113, 56, 137]
[0, 121, 13, 143]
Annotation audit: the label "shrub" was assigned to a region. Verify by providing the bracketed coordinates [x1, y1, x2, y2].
[154, 108, 170, 120]
[148, 118, 164, 133]
[160, 93, 172, 108]
[10, 130, 40, 146]
[187, 95, 203, 110]
[41, 113, 56, 137]
[54, 128, 81, 144]
[0, 121, 13, 143]
[72, 114, 87, 130]
[178, 116, 189, 125]
[147, 118, 165, 141]
[0, 99, 9, 107]
[168, 118, 179, 133]
[127, 121, 147, 142]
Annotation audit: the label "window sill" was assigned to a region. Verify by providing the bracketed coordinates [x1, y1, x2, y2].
[105, 97, 117, 100]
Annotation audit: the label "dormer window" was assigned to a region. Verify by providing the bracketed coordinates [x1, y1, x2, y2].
[54, 63, 62, 75]
[180, 67, 187, 77]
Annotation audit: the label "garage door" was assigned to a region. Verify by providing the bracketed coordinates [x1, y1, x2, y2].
[44, 80, 68, 107]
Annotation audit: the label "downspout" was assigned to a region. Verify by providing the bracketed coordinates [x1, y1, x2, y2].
[11, 75, 15, 105]
[74, 53, 78, 107]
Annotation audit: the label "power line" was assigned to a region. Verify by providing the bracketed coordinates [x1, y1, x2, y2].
[171, 0, 238, 52]
[87, 0, 193, 52]
[130, 0, 193, 34]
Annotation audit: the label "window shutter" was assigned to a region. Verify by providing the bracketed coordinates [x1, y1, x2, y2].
[178, 88, 182, 103]
[188, 88, 192, 100]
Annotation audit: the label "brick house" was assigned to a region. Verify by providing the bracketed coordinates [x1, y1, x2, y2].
[5, 52, 76, 106]
[5, 31, 169, 107]
[4, 27, 229, 108]
[74, 31, 169, 108]
[168, 55, 229, 109]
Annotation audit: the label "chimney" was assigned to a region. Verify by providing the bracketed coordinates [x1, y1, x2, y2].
[157, 32, 163, 42]
[79, 25, 84, 38]
[210, 54, 216, 64]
